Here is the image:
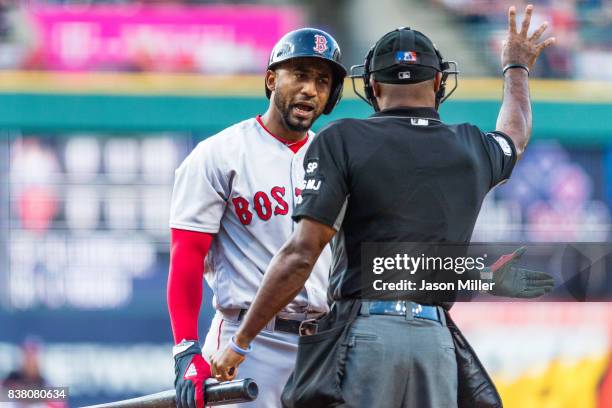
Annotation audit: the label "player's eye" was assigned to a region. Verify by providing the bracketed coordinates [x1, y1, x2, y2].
[318, 77, 330, 85]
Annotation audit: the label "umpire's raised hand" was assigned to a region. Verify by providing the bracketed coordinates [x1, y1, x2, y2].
[502, 4, 556, 73]
[496, 4, 556, 160]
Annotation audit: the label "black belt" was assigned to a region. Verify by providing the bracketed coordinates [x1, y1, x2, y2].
[237, 309, 306, 335]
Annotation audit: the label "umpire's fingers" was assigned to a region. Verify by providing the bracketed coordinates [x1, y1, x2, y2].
[513, 246, 527, 258]
[520, 288, 550, 298]
[211, 361, 234, 382]
[520, 4, 534, 37]
[508, 6, 517, 34]
[527, 270, 553, 279]
[523, 269, 555, 283]
[215, 367, 236, 382]
[529, 21, 548, 42]
[536, 37, 557, 53]
[526, 280, 554, 291]
[528, 281, 555, 290]
[210, 354, 222, 378]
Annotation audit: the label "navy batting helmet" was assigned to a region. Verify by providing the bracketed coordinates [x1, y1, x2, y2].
[265, 28, 347, 115]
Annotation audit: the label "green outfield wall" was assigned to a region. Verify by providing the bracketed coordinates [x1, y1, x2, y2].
[0, 72, 610, 144]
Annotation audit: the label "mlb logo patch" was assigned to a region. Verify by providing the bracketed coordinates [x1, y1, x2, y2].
[492, 134, 512, 156]
[396, 51, 418, 63]
[398, 71, 411, 79]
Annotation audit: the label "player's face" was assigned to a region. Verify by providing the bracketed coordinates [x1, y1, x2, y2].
[272, 58, 333, 132]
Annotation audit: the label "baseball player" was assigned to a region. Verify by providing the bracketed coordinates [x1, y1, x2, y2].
[167, 28, 347, 408]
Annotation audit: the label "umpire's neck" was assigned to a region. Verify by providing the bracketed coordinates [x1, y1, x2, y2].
[372, 74, 441, 111]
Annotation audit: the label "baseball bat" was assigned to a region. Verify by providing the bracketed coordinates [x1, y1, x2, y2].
[82, 379, 258, 408]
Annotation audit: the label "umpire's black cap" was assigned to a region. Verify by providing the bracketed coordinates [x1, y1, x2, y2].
[369, 28, 443, 84]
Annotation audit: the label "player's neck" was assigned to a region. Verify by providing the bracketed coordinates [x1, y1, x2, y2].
[260, 111, 308, 143]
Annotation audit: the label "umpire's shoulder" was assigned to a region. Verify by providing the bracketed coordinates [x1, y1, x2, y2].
[445, 121, 481, 135]
[451, 122, 514, 144]
[444, 122, 492, 143]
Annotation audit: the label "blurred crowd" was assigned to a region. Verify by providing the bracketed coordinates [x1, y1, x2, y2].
[0, 0, 609, 78]
[433, 0, 612, 78]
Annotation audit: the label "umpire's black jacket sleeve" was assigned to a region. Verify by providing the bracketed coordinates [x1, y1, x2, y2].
[293, 124, 349, 230]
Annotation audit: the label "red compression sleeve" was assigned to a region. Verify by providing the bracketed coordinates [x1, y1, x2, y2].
[167, 228, 214, 344]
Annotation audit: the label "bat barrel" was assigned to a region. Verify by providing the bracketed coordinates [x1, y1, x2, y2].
[207, 378, 258, 406]
[81, 379, 258, 408]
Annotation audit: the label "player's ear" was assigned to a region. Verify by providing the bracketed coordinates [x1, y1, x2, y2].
[265, 70, 276, 94]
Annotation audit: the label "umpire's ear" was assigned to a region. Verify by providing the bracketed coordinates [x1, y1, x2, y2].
[370, 77, 381, 98]
[433, 72, 442, 92]
[265, 70, 277, 95]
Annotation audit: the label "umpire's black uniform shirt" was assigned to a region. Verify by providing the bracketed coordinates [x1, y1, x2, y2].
[293, 107, 517, 304]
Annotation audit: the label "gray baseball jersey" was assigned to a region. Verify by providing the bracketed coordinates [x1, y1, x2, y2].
[169, 116, 331, 313]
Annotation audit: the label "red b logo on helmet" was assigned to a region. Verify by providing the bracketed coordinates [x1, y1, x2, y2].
[313, 34, 328, 54]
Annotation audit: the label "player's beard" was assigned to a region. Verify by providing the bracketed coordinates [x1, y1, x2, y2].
[274, 93, 320, 133]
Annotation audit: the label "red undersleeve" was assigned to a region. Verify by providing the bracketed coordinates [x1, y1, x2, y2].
[167, 228, 214, 344]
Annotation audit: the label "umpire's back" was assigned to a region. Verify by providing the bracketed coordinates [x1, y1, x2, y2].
[293, 27, 518, 301]
[337, 108, 514, 243]
[293, 107, 516, 301]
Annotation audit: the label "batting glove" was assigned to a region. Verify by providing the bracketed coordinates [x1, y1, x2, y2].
[173, 340, 210, 408]
[483, 247, 555, 298]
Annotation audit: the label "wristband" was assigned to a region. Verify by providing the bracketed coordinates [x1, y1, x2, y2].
[172, 339, 199, 357]
[229, 336, 253, 356]
[503, 64, 530, 76]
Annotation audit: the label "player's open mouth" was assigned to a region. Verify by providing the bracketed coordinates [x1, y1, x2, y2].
[292, 102, 315, 118]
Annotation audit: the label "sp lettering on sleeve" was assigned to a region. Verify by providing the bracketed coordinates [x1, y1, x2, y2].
[305, 158, 319, 174]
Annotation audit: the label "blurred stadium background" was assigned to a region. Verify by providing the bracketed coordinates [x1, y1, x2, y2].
[0, 0, 611, 406]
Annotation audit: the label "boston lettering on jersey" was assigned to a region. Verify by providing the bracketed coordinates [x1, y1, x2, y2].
[232, 186, 292, 225]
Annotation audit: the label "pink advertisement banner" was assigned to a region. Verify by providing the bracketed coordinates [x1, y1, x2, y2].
[26, 4, 303, 73]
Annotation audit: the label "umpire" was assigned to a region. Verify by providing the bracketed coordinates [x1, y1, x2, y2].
[212, 5, 555, 408]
